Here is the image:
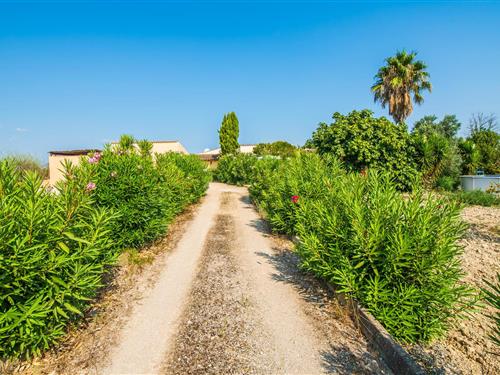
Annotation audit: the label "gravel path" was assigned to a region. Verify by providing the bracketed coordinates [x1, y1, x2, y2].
[161, 186, 388, 374]
[36, 183, 388, 374]
[100, 183, 224, 374]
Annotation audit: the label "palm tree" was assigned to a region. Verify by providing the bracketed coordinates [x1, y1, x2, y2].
[372, 50, 432, 124]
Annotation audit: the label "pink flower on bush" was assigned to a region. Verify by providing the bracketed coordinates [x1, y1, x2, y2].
[291, 195, 300, 204]
[86, 182, 96, 192]
[88, 152, 101, 164]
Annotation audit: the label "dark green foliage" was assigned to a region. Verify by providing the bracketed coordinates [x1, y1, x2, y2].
[213, 154, 258, 185]
[253, 141, 297, 158]
[435, 176, 457, 192]
[458, 139, 481, 175]
[309, 109, 418, 190]
[458, 113, 500, 175]
[219, 112, 240, 155]
[0, 160, 117, 358]
[250, 153, 477, 343]
[482, 273, 500, 347]
[412, 115, 462, 189]
[448, 190, 500, 207]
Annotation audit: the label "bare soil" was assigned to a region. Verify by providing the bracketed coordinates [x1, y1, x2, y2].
[408, 205, 500, 374]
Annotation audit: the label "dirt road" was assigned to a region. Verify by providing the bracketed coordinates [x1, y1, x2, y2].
[55, 183, 389, 374]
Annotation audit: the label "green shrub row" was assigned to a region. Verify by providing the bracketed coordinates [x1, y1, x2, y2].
[0, 139, 210, 358]
[81, 144, 210, 248]
[213, 153, 288, 186]
[213, 154, 258, 185]
[249, 153, 477, 343]
[447, 189, 500, 207]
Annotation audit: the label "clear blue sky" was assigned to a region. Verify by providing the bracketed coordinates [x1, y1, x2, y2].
[1, 1, 499, 161]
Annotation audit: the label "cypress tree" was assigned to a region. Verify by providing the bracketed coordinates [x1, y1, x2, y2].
[219, 112, 240, 155]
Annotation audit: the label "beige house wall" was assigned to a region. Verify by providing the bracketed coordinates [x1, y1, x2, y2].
[48, 154, 84, 186]
[150, 141, 188, 155]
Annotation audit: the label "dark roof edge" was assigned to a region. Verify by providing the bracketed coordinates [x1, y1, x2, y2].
[49, 149, 101, 156]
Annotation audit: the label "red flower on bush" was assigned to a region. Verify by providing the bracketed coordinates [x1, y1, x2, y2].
[291, 195, 300, 204]
[360, 168, 367, 177]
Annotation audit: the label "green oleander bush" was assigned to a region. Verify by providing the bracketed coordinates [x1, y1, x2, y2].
[0, 136, 210, 358]
[0, 160, 117, 358]
[77, 138, 211, 249]
[156, 152, 211, 204]
[249, 153, 477, 343]
[213, 153, 258, 185]
[482, 273, 500, 347]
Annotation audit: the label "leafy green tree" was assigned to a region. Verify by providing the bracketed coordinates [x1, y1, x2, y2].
[219, 112, 240, 155]
[413, 114, 461, 139]
[467, 113, 500, 174]
[253, 141, 297, 158]
[372, 50, 432, 123]
[310, 109, 418, 189]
